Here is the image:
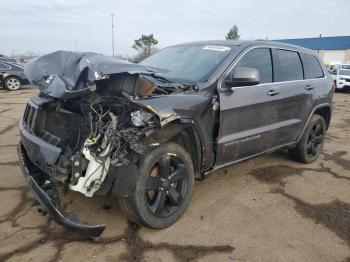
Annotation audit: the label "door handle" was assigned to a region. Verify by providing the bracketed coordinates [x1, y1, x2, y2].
[267, 89, 280, 96]
[305, 85, 315, 91]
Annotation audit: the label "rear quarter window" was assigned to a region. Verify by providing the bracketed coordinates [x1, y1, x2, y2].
[275, 49, 303, 82]
[300, 53, 324, 79]
[0, 62, 11, 70]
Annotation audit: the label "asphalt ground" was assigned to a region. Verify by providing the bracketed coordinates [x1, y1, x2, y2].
[0, 87, 349, 261]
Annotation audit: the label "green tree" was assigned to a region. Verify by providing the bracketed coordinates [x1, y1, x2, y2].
[132, 34, 159, 61]
[225, 25, 240, 40]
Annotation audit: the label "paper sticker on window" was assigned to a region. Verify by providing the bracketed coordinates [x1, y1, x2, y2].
[203, 45, 231, 52]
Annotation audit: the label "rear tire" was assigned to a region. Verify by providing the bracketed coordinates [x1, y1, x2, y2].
[118, 143, 195, 229]
[289, 114, 326, 163]
[4, 76, 21, 91]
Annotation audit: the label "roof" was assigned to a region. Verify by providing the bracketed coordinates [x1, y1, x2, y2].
[172, 40, 314, 53]
[275, 36, 350, 50]
[174, 40, 245, 46]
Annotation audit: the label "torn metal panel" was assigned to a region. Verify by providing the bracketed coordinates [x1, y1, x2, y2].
[24, 51, 165, 99]
[135, 94, 211, 125]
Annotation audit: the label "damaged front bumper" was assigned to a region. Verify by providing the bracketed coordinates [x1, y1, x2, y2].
[17, 142, 106, 239]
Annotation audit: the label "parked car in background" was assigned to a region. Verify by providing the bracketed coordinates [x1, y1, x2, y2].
[0, 57, 18, 63]
[0, 60, 28, 91]
[328, 63, 350, 74]
[331, 69, 350, 91]
[18, 41, 333, 238]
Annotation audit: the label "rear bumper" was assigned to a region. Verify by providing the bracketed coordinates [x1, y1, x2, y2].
[17, 141, 106, 239]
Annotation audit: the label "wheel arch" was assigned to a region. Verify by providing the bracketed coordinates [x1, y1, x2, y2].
[314, 106, 331, 129]
[297, 103, 332, 142]
[142, 120, 204, 177]
[4, 75, 22, 83]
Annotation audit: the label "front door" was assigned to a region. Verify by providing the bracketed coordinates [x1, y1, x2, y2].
[216, 47, 279, 165]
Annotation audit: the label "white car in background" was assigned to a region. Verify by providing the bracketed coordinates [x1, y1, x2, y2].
[332, 69, 350, 91]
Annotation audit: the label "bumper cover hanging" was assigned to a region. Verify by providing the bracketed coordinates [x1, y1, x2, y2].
[17, 143, 106, 239]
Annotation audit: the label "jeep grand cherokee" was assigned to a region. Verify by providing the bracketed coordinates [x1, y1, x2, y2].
[17, 41, 333, 238]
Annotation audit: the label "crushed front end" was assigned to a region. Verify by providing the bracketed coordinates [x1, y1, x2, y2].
[17, 51, 185, 238]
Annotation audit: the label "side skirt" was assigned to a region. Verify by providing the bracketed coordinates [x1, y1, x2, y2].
[202, 142, 296, 178]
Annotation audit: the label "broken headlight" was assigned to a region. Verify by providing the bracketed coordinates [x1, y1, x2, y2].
[130, 110, 153, 127]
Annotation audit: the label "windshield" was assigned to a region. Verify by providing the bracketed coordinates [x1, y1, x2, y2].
[341, 65, 350, 70]
[339, 69, 350, 76]
[141, 44, 236, 82]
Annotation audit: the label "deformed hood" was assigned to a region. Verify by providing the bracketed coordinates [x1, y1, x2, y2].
[24, 51, 162, 99]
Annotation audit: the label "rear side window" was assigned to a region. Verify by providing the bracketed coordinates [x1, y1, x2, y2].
[275, 49, 303, 81]
[300, 53, 324, 79]
[0, 62, 10, 70]
[235, 48, 273, 84]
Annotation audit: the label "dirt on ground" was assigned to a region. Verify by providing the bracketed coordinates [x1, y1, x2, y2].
[0, 87, 349, 262]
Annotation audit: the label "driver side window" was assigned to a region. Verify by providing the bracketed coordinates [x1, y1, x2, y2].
[234, 48, 273, 84]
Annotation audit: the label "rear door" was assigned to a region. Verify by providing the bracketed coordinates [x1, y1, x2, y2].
[299, 52, 328, 118]
[271, 49, 319, 145]
[0, 62, 11, 83]
[216, 47, 279, 165]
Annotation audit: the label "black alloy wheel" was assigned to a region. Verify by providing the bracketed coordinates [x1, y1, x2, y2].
[118, 143, 194, 229]
[289, 114, 326, 163]
[306, 123, 324, 158]
[145, 154, 189, 218]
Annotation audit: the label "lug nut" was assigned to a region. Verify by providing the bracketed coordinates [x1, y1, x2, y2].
[74, 172, 80, 177]
[159, 187, 164, 191]
[74, 161, 80, 167]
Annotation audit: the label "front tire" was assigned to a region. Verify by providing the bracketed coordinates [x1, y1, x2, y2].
[289, 114, 326, 163]
[118, 143, 195, 229]
[4, 76, 21, 91]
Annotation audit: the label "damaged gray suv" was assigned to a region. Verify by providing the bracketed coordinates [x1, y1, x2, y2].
[18, 41, 333, 238]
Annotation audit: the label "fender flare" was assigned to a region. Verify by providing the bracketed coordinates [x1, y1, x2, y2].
[297, 103, 332, 142]
[143, 118, 206, 173]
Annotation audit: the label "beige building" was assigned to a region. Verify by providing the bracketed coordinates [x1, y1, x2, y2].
[318, 49, 350, 65]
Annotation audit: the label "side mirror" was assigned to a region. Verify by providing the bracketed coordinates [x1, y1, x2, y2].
[224, 67, 260, 88]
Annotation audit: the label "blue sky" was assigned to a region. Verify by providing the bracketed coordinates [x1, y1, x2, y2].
[1, 0, 349, 56]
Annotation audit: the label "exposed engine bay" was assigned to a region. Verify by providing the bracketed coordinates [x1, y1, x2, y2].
[25, 71, 190, 197]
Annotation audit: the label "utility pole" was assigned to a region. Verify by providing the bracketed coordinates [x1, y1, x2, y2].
[75, 39, 78, 51]
[110, 14, 115, 56]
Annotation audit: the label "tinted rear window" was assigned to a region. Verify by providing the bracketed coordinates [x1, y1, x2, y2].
[339, 70, 350, 76]
[0, 62, 10, 70]
[235, 48, 273, 84]
[300, 53, 324, 79]
[275, 49, 303, 82]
